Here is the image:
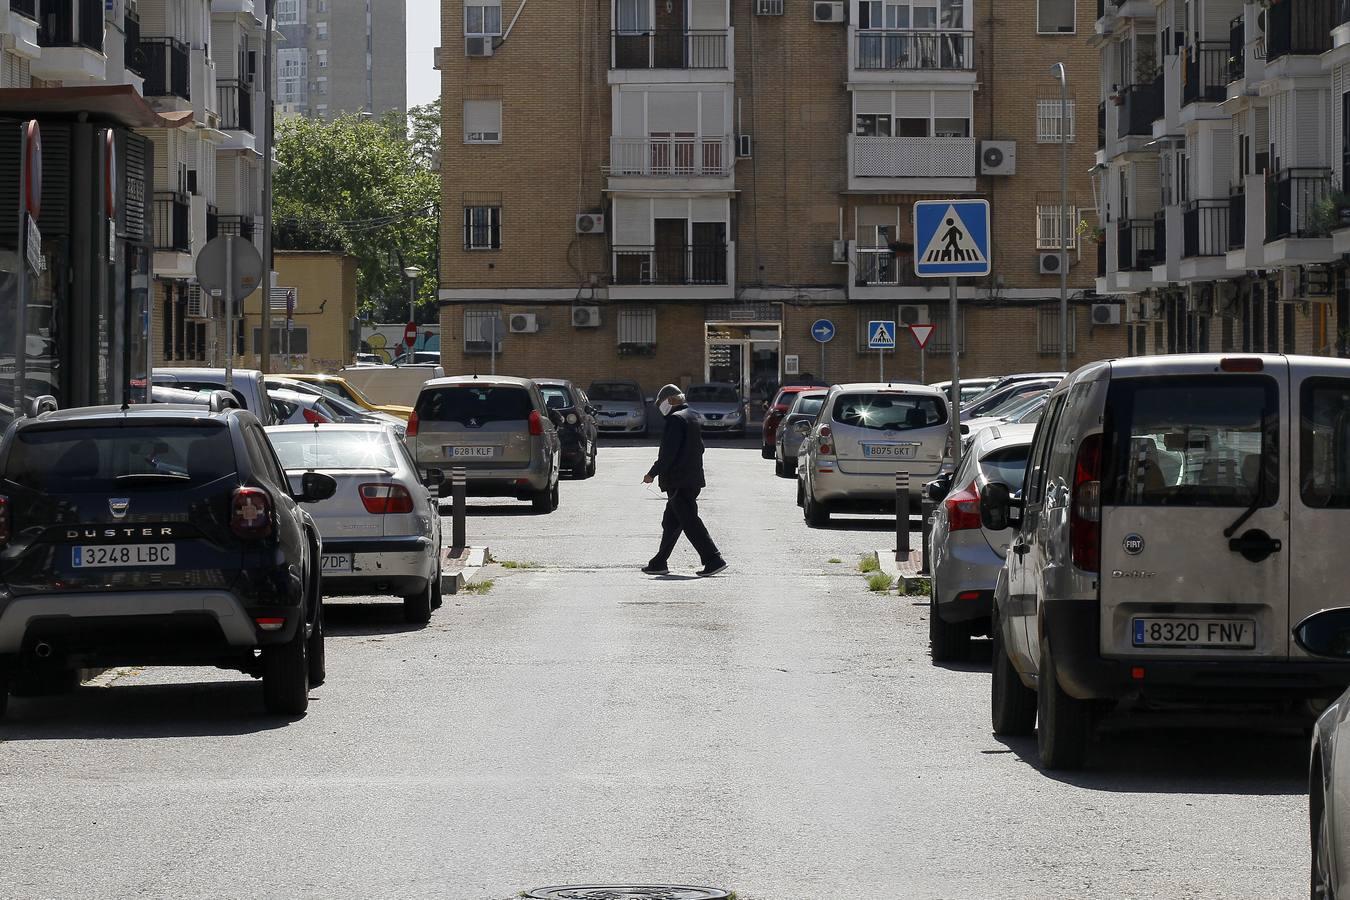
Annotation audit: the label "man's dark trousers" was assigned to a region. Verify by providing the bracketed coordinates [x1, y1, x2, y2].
[652, 487, 720, 567]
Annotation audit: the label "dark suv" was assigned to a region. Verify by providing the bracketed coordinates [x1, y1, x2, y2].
[0, 405, 336, 717]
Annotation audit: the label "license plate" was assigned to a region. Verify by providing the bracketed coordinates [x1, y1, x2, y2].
[320, 553, 352, 574]
[863, 444, 917, 459]
[72, 543, 175, 569]
[1132, 618, 1256, 649]
[446, 446, 495, 458]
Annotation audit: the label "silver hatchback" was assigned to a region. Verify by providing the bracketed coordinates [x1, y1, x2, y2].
[774, 389, 828, 478]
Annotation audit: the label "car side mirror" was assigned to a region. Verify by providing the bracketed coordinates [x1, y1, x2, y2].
[793, 420, 812, 436]
[1294, 608, 1350, 658]
[298, 471, 338, 503]
[979, 482, 1019, 531]
[425, 468, 445, 487]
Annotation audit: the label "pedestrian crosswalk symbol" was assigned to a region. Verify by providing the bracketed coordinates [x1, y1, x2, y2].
[913, 199, 992, 277]
[868, 320, 896, 350]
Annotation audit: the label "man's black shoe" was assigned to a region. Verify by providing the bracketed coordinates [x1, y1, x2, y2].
[696, 560, 727, 577]
[641, 563, 670, 576]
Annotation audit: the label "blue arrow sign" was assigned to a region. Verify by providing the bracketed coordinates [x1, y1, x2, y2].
[868, 320, 896, 350]
[913, 199, 992, 277]
[810, 318, 835, 344]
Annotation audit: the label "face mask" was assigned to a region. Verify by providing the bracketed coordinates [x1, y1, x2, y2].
[658, 399, 674, 416]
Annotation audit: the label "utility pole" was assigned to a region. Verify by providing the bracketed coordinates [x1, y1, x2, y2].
[1052, 62, 1070, 372]
[260, 0, 276, 373]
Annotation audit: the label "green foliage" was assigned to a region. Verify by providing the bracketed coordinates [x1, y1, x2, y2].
[866, 572, 895, 593]
[1308, 192, 1350, 238]
[857, 554, 880, 574]
[273, 110, 439, 321]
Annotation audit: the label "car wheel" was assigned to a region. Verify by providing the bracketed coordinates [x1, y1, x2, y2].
[928, 597, 970, 663]
[804, 489, 830, 527]
[585, 447, 597, 478]
[0, 672, 8, 720]
[403, 577, 434, 624]
[1036, 641, 1093, 770]
[990, 610, 1037, 736]
[761, 444, 774, 460]
[262, 617, 310, 716]
[431, 568, 444, 610]
[1313, 762, 1336, 900]
[796, 478, 805, 507]
[307, 600, 326, 687]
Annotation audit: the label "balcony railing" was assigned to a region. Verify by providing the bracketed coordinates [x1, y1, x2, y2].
[39, 0, 105, 52]
[124, 11, 144, 77]
[153, 191, 191, 253]
[855, 248, 923, 287]
[1266, 168, 1332, 241]
[216, 215, 255, 242]
[1118, 79, 1162, 137]
[140, 37, 191, 101]
[11, 0, 36, 20]
[1183, 199, 1230, 257]
[1183, 42, 1230, 105]
[1228, 15, 1245, 83]
[610, 29, 728, 69]
[612, 244, 728, 286]
[852, 135, 976, 179]
[607, 136, 732, 177]
[1267, 0, 1335, 60]
[1342, 0, 1350, 26]
[217, 78, 254, 133]
[1097, 102, 1106, 151]
[1117, 218, 1157, 271]
[1096, 238, 1107, 278]
[1229, 189, 1246, 250]
[206, 204, 219, 241]
[1153, 210, 1167, 264]
[853, 30, 973, 71]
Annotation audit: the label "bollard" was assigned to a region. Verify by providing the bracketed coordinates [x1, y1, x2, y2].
[895, 472, 911, 558]
[919, 497, 933, 575]
[451, 467, 467, 552]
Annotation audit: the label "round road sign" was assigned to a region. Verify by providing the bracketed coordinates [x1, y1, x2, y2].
[105, 130, 117, 220]
[404, 322, 418, 347]
[810, 318, 835, 344]
[24, 120, 41, 219]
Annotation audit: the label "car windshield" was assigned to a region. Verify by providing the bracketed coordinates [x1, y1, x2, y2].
[3, 425, 236, 492]
[269, 429, 400, 470]
[988, 392, 1046, 420]
[1008, 396, 1048, 424]
[588, 383, 641, 402]
[980, 444, 1032, 487]
[833, 393, 947, 431]
[688, 385, 739, 403]
[791, 394, 827, 417]
[416, 386, 534, 424]
[540, 385, 575, 410]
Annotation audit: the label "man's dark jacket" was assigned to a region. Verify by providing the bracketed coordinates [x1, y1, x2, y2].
[646, 405, 706, 493]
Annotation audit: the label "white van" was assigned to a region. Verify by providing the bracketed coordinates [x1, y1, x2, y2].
[338, 364, 444, 408]
[981, 354, 1350, 769]
[152, 368, 277, 425]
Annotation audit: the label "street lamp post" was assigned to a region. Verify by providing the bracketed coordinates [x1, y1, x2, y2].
[403, 265, 422, 354]
[1051, 62, 1070, 372]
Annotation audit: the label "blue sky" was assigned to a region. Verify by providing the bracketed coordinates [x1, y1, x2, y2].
[406, 0, 440, 108]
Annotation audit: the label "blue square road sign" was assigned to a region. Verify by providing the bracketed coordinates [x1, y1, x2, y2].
[913, 199, 991, 277]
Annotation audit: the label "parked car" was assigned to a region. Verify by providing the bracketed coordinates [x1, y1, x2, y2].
[265, 377, 407, 435]
[271, 373, 413, 421]
[931, 377, 999, 406]
[774, 388, 829, 478]
[152, 367, 279, 425]
[0, 403, 336, 717]
[982, 354, 1350, 770]
[269, 388, 348, 426]
[927, 424, 1036, 662]
[762, 383, 830, 459]
[685, 382, 749, 435]
[406, 375, 563, 512]
[587, 379, 649, 435]
[268, 424, 443, 624]
[391, 351, 442, 366]
[535, 378, 599, 478]
[960, 390, 1050, 449]
[338, 364, 445, 409]
[960, 373, 1064, 420]
[797, 382, 953, 526]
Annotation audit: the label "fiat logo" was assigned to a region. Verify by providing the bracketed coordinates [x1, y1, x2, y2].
[1123, 533, 1145, 556]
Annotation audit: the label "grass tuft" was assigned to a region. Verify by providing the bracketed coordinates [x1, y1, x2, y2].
[463, 579, 495, 595]
[857, 554, 881, 574]
[866, 572, 895, 593]
[500, 561, 538, 570]
[827, 558, 842, 564]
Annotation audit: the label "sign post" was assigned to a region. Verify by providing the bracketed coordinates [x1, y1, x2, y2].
[908, 323, 936, 386]
[913, 199, 992, 474]
[810, 318, 834, 381]
[196, 235, 265, 389]
[14, 121, 40, 416]
[867, 319, 896, 381]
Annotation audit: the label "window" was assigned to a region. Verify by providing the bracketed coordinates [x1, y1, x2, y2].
[253, 326, 309, 355]
[1037, 98, 1076, 143]
[1036, 306, 1077, 355]
[465, 2, 503, 36]
[463, 309, 503, 354]
[416, 385, 533, 423]
[831, 392, 948, 431]
[463, 205, 501, 249]
[315, 104, 328, 117]
[3, 425, 237, 493]
[1036, 203, 1078, 250]
[276, 0, 302, 25]
[464, 99, 502, 143]
[855, 114, 892, 137]
[315, 21, 328, 40]
[925, 306, 966, 354]
[315, 78, 328, 95]
[755, 0, 784, 14]
[617, 307, 657, 347]
[1301, 378, 1350, 508]
[1037, 0, 1074, 33]
[316, 50, 328, 68]
[270, 430, 401, 471]
[615, 0, 650, 31]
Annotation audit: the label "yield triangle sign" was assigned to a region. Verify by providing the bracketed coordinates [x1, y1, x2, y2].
[919, 204, 988, 267]
[909, 324, 936, 349]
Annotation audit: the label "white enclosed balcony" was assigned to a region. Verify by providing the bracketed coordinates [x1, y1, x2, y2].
[31, 0, 107, 82]
[847, 134, 976, 192]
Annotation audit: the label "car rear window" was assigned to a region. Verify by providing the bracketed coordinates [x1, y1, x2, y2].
[1102, 375, 1278, 508]
[269, 429, 400, 470]
[791, 395, 826, 417]
[540, 385, 575, 410]
[688, 385, 739, 403]
[1300, 378, 1350, 508]
[588, 383, 641, 402]
[832, 393, 948, 431]
[416, 386, 533, 424]
[980, 445, 1032, 488]
[3, 425, 237, 492]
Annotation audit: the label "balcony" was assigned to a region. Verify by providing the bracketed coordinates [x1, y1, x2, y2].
[153, 191, 191, 254]
[1228, 190, 1245, 251]
[140, 37, 191, 103]
[1266, 168, 1332, 241]
[32, 0, 107, 81]
[1153, 210, 1167, 265]
[848, 134, 976, 191]
[852, 30, 973, 71]
[206, 204, 219, 241]
[1227, 15, 1244, 83]
[216, 215, 256, 242]
[1117, 218, 1157, 272]
[1182, 42, 1230, 106]
[1097, 102, 1105, 151]
[1117, 79, 1162, 138]
[606, 136, 733, 179]
[853, 247, 923, 288]
[609, 29, 729, 70]
[612, 244, 729, 286]
[1267, 0, 1334, 60]
[217, 78, 254, 133]
[11, 0, 36, 19]
[1096, 238, 1107, 279]
[1183, 200, 1229, 257]
[124, 9, 144, 77]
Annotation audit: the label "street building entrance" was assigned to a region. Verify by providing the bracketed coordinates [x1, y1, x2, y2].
[704, 322, 781, 414]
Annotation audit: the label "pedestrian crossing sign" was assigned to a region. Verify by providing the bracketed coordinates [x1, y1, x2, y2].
[913, 199, 991, 277]
[868, 320, 896, 350]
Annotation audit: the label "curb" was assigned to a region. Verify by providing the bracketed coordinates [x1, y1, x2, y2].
[874, 547, 930, 596]
[442, 545, 490, 596]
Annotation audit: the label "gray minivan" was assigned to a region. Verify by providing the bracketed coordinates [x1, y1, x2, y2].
[980, 354, 1350, 770]
[407, 375, 563, 512]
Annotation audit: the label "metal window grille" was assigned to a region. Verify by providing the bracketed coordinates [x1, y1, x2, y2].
[617, 307, 657, 346]
[924, 308, 967, 355]
[755, 0, 784, 13]
[1037, 307, 1077, 355]
[464, 309, 503, 354]
[1036, 204, 1078, 250]
[463, 205, 501, 249]
[1036, 99, 1076, 143]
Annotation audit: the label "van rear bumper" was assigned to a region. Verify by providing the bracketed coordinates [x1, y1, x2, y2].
[1045, 598, 1350, 702]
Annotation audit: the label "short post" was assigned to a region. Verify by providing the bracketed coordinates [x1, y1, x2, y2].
[920, 496, 933, 575]
[450, 467, 467, 552]
[895, 471, 911, 558]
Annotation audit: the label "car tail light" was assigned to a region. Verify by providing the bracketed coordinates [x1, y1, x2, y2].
[359, 483, 415, 514]
[1220, 357, 1263, 373]
[406, 411, 420, 437]
[302, 408, 330, 425]
[820, 425, 832, 438]
[1070, 433, 1103, 572]
[254, 617, 285, 632]
[231, 487, 274, 539]
[945, 481, 982, 531]
[529, 410, 544, 436]
[0, 494, 9, 549]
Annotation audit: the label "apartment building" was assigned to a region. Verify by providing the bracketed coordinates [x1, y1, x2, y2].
[1093, 0, 1350, 357]
[276, 0, 407, 119]
[436, 0, 1117, 400]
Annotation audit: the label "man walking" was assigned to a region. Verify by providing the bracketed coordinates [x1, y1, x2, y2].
[642, 384, 727, 577]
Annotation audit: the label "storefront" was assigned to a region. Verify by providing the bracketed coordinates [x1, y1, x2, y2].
[703, 303, 783, 406]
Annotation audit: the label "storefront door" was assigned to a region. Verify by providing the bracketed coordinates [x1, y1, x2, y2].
[705, 323, 782, 416]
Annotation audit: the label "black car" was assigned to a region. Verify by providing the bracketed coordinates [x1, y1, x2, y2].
[536, 378, 599, 478]
[0, 404, 336, 717]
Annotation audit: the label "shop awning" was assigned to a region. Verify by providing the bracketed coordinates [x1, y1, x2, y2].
[0, 85, 194, 129]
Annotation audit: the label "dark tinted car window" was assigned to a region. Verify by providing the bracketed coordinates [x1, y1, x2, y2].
[166, 380, 249, 411]
[416, 386, 534, 424]
[540, 385, 575, 409]
[588, 383, 641, 402]
[688, 385, 740, 403]
[4, 425, 236, 492]
[832, 393, 948, 431]
[979, 445, 1032, 487]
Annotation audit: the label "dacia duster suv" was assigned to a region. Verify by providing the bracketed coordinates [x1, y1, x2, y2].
[0, 404, 336, 717]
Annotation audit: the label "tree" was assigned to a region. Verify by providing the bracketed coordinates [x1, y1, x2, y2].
[407, 98, 441, 171]
[273, 112, 439, 323]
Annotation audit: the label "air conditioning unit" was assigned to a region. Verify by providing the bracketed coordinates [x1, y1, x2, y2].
[980, 141, 1016, 176]
[575, 213, 605, 235]
[1039, 251, 1065, 275]
[813, 1, 845, 23]
[572, 305, 602, 328]
[1216, 281, 1241, 317]
[186, 285, 207, 318]
[1090, 302, 1122, 325]
[737, 134, 753, 158]
[1279, 267, 1300, 302]
[1185, 284, 1214, 315]
[465, 36, 494, 57]
[831, 239, 849, 264]
[1140, 296, 1165, 321]
[509, 313, 539, 334]
[898, 304, 929, 326]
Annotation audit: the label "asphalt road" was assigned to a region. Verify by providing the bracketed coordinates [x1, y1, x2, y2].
[0, 440, 1308, 899]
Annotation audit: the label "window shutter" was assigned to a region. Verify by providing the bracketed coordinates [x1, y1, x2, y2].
[463, 100, 501, 140]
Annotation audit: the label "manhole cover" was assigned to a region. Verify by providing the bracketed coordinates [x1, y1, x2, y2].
[525, 887, 729, 900]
